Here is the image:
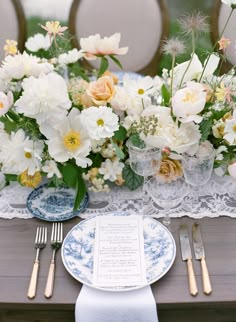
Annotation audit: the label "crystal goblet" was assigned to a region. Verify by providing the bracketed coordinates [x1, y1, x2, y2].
[181, 143, 215, 205]
[146, 176, 189, 227]
[126, 139, 161, 214]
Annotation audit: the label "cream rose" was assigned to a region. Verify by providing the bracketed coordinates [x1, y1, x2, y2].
[87, 76, 116, 105]
[156, 158, 183, 183]
[172, 82, 206, 123]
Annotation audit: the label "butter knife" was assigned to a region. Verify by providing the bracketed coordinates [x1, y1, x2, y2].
[192, 222, 212, 295]
[179, 224, 198, 296]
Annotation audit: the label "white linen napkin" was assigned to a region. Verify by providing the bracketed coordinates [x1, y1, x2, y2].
[75, 285, 158, 322]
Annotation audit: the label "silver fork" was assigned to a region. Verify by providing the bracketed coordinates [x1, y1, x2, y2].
[44, 222, 63, 298]
[27, 227, 47, 299]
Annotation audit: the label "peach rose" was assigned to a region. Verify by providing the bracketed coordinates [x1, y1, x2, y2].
[156, 158, 183, 183]
[87, 76, 116, 105]
[102, 70, 119, 85]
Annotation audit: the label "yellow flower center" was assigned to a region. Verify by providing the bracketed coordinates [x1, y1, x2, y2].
[233, 125, 236, 133]
[25, 152, 32, 159]
[138, 88, 145, 95]
[97, 119, 104, 126]
[63, 130, 81, 151]
[0, 102, 4, 109]
[182, 91, 198, 103]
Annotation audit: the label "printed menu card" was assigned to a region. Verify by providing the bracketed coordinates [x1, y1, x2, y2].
[93, 215, 147, 287]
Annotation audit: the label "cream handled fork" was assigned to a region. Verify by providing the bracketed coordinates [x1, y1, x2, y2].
[27, 227, 47, 299]
[44, 222, 63, 298]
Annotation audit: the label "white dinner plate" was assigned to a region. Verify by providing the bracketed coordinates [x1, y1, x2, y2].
[61, 214, 176, 291]
[26, 184, 89, 222]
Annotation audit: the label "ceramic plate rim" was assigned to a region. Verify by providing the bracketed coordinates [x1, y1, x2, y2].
[26, 184, 89, 222]
[61, 214, 176, 292]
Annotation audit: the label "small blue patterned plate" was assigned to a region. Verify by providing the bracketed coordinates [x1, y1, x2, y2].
[61, 214, 176, 291]
[26, 184, 89, 222]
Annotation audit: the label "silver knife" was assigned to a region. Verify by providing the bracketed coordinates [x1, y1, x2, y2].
[192, 222, 212, 295]
[179, 224, 198, 296]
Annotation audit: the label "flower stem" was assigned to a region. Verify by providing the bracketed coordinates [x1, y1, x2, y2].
[170, 54, 176, 100]
[199, 8, 234, 82]
[179, 30, 195, 89]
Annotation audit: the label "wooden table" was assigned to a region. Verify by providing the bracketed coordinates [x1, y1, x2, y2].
[0, 216, 236, 322]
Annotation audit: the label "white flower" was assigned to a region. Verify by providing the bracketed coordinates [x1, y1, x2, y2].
[58, 48, 83, 65]
[172, 82, 206, 123]
[221, 0, 236, 8]
[228, 162, 236, 179]
[0, 91, 13, 116]
[15, 73, 71, 126]
[98, 158, 124, 181]
[1, 52, 53, 80]
[42, 160, 62, 178]
[44, 109, 92, 168]
[79, 33, 128, 60]
[0, 129, 44, 175]
[223, 117, 236, 144]
[25, 33, 51, 52]
[123, 75, 155, 99]
[80, 106, 119, 140]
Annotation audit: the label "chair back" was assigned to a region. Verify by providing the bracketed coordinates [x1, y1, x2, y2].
[0, 0, 26, 61]
[69, 0, 169, 76]
[211, 0, 236, 72]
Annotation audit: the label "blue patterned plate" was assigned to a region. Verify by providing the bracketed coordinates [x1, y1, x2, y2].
[26, 184, 89, 222]
[61, 214, 176, 291]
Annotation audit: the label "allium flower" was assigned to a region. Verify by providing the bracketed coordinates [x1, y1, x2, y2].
[44, 109, 92, 168]
[221, 0, 236, 9]
[25, 33, 51, 52]
[41, 21, 68, 38]
[162, 38, 186, 57]
[1, 52, 53, 80]
[79, 33, 128, 60]
[15, 73, 71, 126]
[3, 39, 18, 56]
[178, 11, 210, 36]
[42, 160, 62, 179]
[218, 36, 231, 50]
[0, 129, 44, 175]
[98, 158, 124, 182]
[80, 106, 119, 140]
[0, 91, 13, 116]
[58, 48, 83, 65]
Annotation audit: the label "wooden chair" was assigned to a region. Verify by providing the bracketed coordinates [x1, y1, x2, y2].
[0, 0, 26, 61]
[211, 0, 236, 73]
[69, 0, 169, 76]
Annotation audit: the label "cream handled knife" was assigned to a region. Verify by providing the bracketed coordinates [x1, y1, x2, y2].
[179, 224, 198, 296]
[192, 222, 212, 295]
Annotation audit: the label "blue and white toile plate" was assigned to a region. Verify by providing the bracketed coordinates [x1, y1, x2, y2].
[61, 214, 176, 291]
[26, 184, 89, 222]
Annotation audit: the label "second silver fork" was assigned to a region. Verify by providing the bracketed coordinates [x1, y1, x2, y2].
[44, 222, 63, 298]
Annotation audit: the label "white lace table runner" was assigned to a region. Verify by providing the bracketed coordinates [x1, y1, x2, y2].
[1, 175, 236, 219]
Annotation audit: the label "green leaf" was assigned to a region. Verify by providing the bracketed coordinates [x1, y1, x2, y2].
[113, 126, 127, 141]
[4, 174, 17, 182]
[1, 119, 17, 133]
[161, 84, 171, 106]
[199, 118, 213, 142]
[59, 163, 81, 188]
[122, 164, 143, 190]
[129, 134, 146, 148]
[109, 55, 123, 69]
[74, 175, 86, 210]
[89, 153, 103, 168]
[110, 138, 125, 160]
[98, 57, 109, 77]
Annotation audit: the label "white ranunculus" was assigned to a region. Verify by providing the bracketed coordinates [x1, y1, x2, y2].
[98, 158, 124, 182]
[172, 82, 206, 123]
[25, 33, 51, 52]
[80, 106, 119, 140]
[0, 129, 44, 175]
[1, 52, 53, 80]
[15, 73, 71, 126]
[228, 162, 236, 179]
[44, 109, 92, 168]
[58, 48, 83, 65]
[79, 33, 128, 60]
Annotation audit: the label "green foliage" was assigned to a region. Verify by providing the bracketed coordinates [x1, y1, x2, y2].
[109, 55, 123, 69]
[110, 138, 125, 160]
[98, 57, 109, 77]
[122, 164, 143, 190]
[128, 134, 146, 148]
[161, 84, 171, 106]
[113, 126, 127, 141]
[74, 175, 86, 210]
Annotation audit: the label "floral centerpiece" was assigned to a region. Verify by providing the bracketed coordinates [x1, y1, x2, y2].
[1, 1, 236, 209]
